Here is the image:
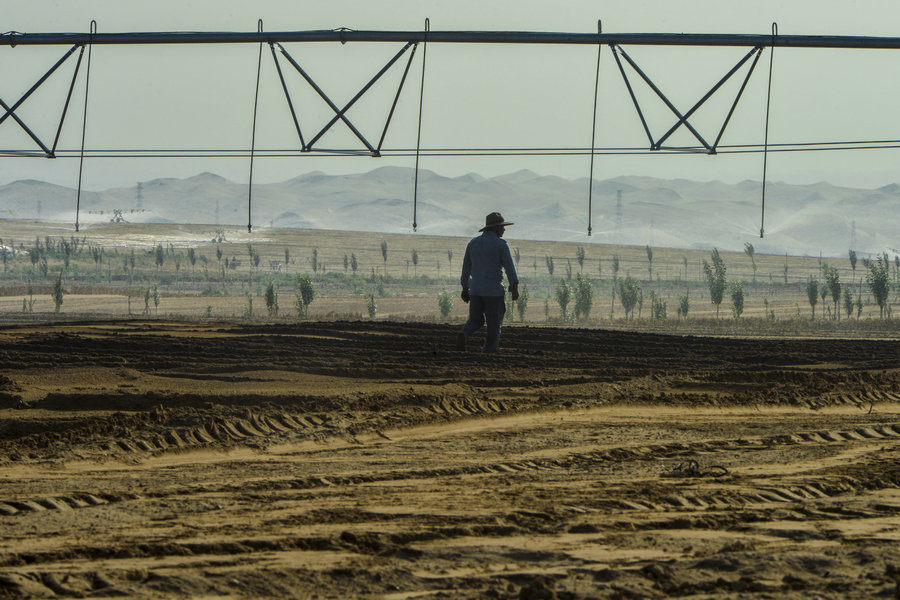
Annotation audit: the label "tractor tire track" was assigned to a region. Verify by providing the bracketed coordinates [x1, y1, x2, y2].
[4, 321, 900, 599]
[4, 420, 897, 518]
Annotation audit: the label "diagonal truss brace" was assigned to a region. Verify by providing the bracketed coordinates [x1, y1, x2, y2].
[609, 44, 764, 153]
[270, 40, 418, 156]
[0, 44, 85, 157]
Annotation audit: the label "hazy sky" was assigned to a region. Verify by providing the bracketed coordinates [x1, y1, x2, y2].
[1, 0, 899, 190]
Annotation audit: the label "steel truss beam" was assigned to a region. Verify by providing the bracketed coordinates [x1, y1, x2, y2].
[271, 40, 418, 155]
[3, 27, 898, 159]
[4, 30, 900, 49]
[610, 44, 764, 153]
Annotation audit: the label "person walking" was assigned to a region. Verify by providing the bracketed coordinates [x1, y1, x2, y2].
[457, 212, 519, 353]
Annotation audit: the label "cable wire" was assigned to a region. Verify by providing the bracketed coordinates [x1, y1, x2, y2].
[75, 20, 96, 232]
[412, 18, 429, 232]
[16, 139, 900, 159]
[760, 22, 777, 238]
[247, 19, 264, 233]
[586, 20, 602, 236]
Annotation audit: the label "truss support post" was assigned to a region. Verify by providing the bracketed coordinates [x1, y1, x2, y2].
[413, 18, 429, 232]
[377, 42, 418, 152]
[587, 20, 602, 237]
[52, 46, 86, 155]
[269, 42, 306, 150]
[75, 21, 96, 232]
[713, 47, 763, 148]
[609, 45, 655, 148]
[248, 19, 264, 233]
[760, 23, 778, 238]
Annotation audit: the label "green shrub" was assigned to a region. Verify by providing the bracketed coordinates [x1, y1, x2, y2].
[806, 277, 819, 318]
[516, 285, 529, 321]
[573, 274, 593, 321]
[265, 281, 278, 316]
[730, 281, 744, 318]
[842, 288, 854, 319]
[438, 290, 453, 318]
[618, 276, 640, 320]
[555, 281, 571, 319]
[650, 291, 667, 320]
[677, 294, 689, 318]
[295, 274, 315, 318]
[702, 248, 726, 317]
[52, 275, 65, 313]
[866, 254, 890, 318]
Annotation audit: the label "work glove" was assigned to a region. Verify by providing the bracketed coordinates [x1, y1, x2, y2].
[460, 288, 470, 303]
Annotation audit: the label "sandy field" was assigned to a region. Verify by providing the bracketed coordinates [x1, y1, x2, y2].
[1, 319, 900, 599]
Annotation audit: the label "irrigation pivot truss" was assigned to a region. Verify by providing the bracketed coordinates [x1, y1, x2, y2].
[2, 25, 899, 234]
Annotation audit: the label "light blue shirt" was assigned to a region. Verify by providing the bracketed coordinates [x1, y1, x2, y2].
[460, 230, 519, 297]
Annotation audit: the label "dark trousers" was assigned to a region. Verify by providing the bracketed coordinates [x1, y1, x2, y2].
[461, 294, 506, 352]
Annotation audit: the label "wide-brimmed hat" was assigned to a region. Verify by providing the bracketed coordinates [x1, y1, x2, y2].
[479, 212, 514, 232]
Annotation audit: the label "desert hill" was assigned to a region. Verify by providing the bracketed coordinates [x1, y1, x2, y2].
[1, 166, 897, 257]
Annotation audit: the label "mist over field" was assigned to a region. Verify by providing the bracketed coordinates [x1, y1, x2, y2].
[2, 166, 897, 259]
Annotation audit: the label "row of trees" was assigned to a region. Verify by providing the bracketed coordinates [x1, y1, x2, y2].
[11, 233, 899, 294]
[678, 247, 890, 321]
[478, 247, 896, 324]
[6, 232, 900, 323]
[806, 253, 892, 319]
[261, 275, 316, 318]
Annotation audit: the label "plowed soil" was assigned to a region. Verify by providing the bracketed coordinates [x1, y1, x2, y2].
[1, 320, 900, 599]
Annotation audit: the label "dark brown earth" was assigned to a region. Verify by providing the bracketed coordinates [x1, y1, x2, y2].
[1, 320, 900, 598]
